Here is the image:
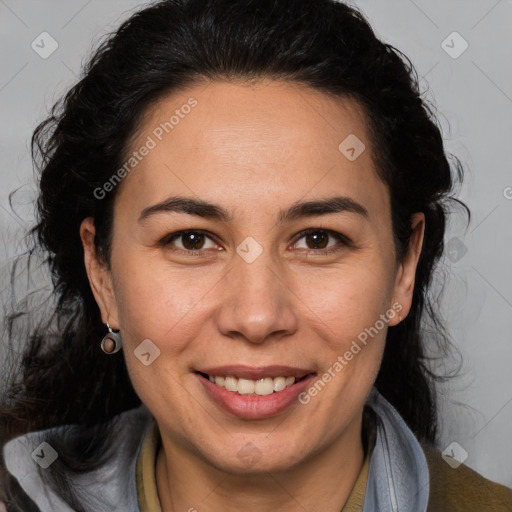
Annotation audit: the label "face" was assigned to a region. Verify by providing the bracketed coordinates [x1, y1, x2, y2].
[81, 80, 423, 474]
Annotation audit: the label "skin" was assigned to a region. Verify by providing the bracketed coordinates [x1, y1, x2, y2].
[81, 80, 424, 512]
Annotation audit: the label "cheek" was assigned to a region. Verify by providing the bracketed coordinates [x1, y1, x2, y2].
[295, 270, 393, 427]
[300, 262, 396, 340]
[109, 249, 209, 361]
[296, 259, 396, 406]
[111, 258, 207, 413]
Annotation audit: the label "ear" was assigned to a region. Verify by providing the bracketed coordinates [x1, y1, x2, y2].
[388, 212, 425, 326]
[79, 217, 120, 328]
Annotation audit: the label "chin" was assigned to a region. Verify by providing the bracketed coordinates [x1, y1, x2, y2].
[201, 438, 311, 475]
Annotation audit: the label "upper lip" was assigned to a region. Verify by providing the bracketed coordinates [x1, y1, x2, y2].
[196, 365, 315, 380]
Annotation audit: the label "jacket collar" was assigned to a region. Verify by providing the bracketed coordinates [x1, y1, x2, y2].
[3, 405, 151, 511]
[363, 388, 429, 511]
[3, 387, 429, 511]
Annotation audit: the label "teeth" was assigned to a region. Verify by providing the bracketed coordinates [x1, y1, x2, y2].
[238, 378, 255, 395]
[273, 376, 286, 392]
[224, 376, 238, 392]
[206, 374, 298, 395]
[255, 377, 274, 396]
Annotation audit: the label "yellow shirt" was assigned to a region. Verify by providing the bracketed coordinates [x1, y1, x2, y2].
[136, 421, 162, 512]
[136, 420, 372, 512]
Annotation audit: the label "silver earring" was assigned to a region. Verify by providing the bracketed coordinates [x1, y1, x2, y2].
[100, 321, 123, 354]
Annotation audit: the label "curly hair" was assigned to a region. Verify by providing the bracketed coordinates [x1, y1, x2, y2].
[1, 0, 468, 509]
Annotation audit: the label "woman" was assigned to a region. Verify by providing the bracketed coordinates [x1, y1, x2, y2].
[1, 0, 511, 510]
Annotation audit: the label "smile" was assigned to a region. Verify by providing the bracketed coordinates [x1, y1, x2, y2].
[195, 366, 316, 419]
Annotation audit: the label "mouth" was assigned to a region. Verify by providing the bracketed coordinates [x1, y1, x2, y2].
[195, 365, 316, 419]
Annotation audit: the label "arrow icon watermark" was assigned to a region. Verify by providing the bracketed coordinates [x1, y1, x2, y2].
[31, 442, 58, 469]
[134, 339, 161, 366]
[338, 134, 366, 161]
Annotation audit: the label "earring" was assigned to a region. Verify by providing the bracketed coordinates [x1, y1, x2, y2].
[100, 321, 123, 354]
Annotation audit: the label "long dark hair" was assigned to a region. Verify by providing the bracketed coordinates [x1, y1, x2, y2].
[1, 0, 468, 509]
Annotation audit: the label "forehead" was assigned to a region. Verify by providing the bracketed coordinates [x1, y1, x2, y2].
[116, 80, 389, 223]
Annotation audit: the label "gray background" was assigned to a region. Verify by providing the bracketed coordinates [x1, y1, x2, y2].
[1, 0, 511, 488]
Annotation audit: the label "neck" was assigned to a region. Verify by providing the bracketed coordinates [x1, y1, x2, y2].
[155, 416, 365, 512]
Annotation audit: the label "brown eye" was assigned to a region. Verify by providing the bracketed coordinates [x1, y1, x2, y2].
[293, 229, 350, 255]
[160, 230, 219, 254]
[304, 231, 329, 250]
[180, 232, 206, 250]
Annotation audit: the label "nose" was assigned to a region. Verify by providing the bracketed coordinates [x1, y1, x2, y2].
[215, 251, 298, 345]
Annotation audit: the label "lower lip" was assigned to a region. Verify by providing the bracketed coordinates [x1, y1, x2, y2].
[196, 373, 316, 419]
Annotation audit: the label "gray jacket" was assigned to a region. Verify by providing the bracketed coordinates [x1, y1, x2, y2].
[3, 387, 429, 511]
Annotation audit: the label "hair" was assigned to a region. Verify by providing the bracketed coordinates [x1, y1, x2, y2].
[1, 0, 468, 509]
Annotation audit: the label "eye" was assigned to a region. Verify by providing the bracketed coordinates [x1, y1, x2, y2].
[292, 228, 350, 255]
[160, 230, 220, 255]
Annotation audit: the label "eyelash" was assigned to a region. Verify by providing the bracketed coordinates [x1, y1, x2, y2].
[159, 228, 351, 257]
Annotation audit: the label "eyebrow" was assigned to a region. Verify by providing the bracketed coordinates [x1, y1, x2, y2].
[138, 195, 369, 224]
